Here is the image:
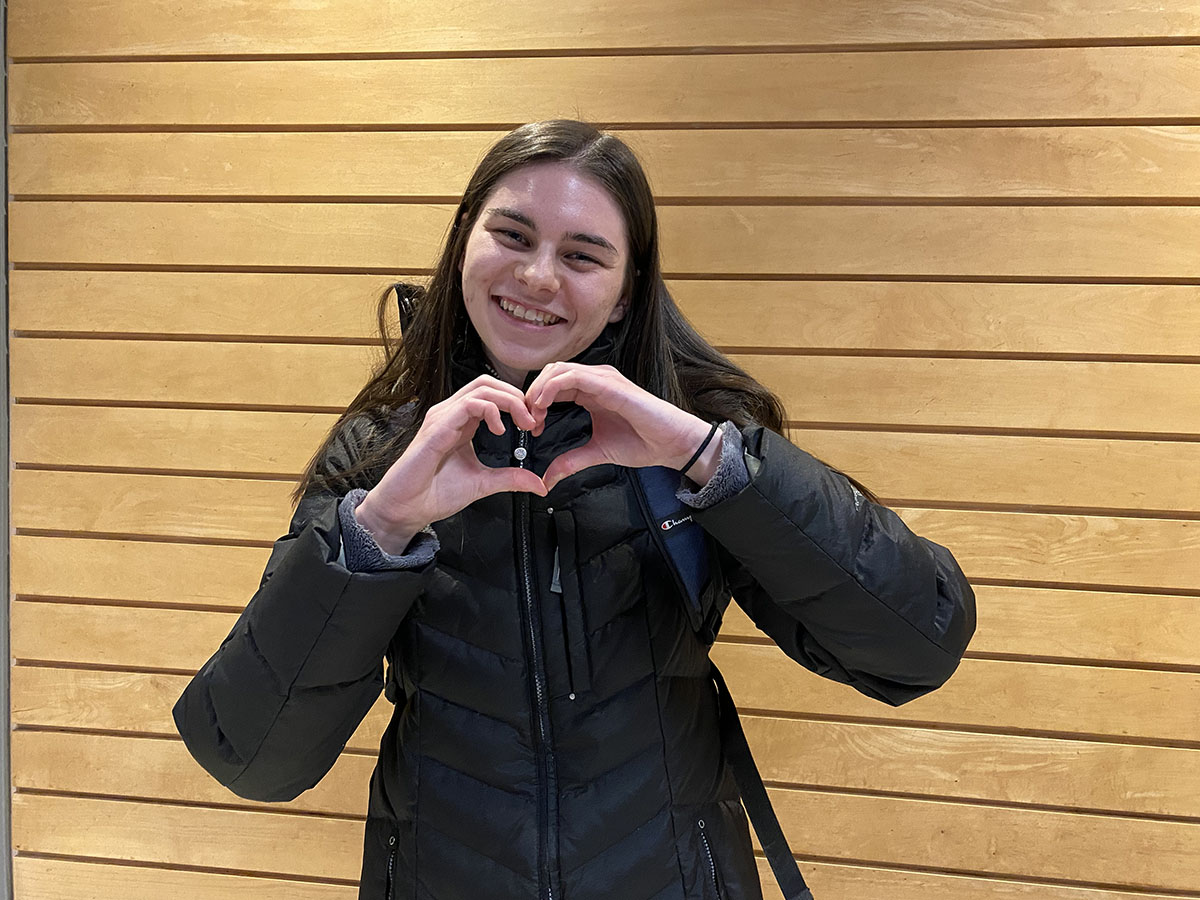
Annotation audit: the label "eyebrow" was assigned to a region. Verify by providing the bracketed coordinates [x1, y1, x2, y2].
[486, 206, 619, 256]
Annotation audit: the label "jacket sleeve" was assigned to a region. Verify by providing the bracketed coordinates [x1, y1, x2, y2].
[694, 424, 976, 706]
[172, 417, 432, 801]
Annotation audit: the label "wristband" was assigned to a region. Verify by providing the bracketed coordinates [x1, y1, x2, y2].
[680, 421, 720, 477]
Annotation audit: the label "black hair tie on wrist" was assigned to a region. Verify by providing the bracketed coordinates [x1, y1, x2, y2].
[680, 421, 720, 477]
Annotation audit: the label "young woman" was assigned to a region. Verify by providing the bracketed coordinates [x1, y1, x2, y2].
[175, 120, 975, 900]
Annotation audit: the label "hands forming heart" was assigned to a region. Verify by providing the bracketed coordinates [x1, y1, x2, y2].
[353, 362, 720, 554]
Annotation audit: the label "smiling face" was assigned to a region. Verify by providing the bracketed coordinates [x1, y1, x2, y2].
[459, 161, 631, 386]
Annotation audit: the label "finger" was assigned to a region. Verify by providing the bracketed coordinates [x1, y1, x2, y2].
[542, 442, 610, 492]
[479, 465, 548, 498]
[529, 367, 593, 411]
[523, 360, 569, 407]
[457, 385, 538, 432]
[457, 373, 526, 402]
[463, 397, 505, 436]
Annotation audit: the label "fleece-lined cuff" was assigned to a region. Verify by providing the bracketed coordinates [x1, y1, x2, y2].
[676, 420, 750, 510]
[337, 488, 440, 572]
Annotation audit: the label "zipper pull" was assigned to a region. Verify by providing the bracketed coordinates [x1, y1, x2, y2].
[513, 429, 529, 467]
[550, 545, 562, 594]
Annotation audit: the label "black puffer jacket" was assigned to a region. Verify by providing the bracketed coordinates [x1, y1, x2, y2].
[174, 335, 975, 900]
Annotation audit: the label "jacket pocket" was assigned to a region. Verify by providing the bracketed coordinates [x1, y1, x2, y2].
[361, 817, 403, 900]
[551, 509, 592, 698]
[697, 818, 725, 900]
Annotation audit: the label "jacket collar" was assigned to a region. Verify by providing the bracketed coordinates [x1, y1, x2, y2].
[450, 319, 623, 393]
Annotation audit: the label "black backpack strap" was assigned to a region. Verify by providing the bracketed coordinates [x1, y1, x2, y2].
[711, 662, 814, 900]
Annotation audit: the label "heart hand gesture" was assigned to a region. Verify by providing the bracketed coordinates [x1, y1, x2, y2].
[355, 365, 722, 553]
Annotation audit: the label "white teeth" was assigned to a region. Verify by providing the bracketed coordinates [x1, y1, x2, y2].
[498, 297, 563, 326]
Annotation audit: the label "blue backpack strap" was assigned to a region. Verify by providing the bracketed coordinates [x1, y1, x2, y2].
[633, 466, 717, 638]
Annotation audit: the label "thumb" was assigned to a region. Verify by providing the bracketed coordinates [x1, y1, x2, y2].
[542, 443, 609, 492]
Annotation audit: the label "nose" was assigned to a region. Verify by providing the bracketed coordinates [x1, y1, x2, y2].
[517, 247, 560, 294]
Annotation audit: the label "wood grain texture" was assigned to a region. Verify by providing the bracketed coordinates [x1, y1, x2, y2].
[12, 789, 1198, 890]
[725, 585, 1200, 667]
[11, 794, 364, 880]
[752, 856, 1198, 900]
[14, 201, 1200, 279]
[14, 340, 1200, 433]
[10, 666, 390, 750]
[12, 646, 1199, 746]
[12, 270, 1200, 357]
[13, 857, 355, 900]
[8, 271, 395, 338]
[13, 702, 1199, 820]
[15, 533, 1199, 664]
[11, 0, 1200, 57]
[12, 405, 341, 474]
[10, 533, 270, 607]
[11, 731, 373, 815]
[12, 471, 1200, 589]
[715, 643, 1200, 743]
[11, 856, 1193, 900]
[764, 787, 1200, 891]
[13, 127, 1200, 199]
[900, 506, 1200, 590]
[10, 48, 1200, 126]
[14, 407, 1200, 513]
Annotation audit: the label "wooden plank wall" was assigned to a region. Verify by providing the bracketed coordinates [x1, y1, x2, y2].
[7, 2, 1200, 898]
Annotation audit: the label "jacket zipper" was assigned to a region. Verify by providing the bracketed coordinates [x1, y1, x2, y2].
[697, 818, 722, 899]
[385, 833, 397, 900]
[515, 428, 558, 900]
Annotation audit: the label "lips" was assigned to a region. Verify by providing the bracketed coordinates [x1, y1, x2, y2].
[496, 295, 564, 327]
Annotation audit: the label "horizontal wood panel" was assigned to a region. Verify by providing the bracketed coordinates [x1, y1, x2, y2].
[11, 338, 379, 408]
[15, 698, 1200, 820]
[754, 856, 1196, 900]
[13, 642, 1199, 745]
[791, 429, 1200, 513]
[11, 1, 1200, 57]
[716, 643, 1200, 744]
[8, 270, 393, 338]
[13, 788, 1198, 889]
[11, 49, 1200, 126]
[10, 534, 270, 606]
[13, 855, 1192, 900]
[11, 731, 372, 816]
[14, 534, 1200, 667]
[18, 591, 1200, 695]
[742, 356, 1200, 434]
[726, 585, 1200, 667]
[742, 715, 1200, 819]
[13, 857, 355, 900]
[901, 506, 1200, 590]
[14, 202, 1200, 279]
[15, 406, 1200, 513]
[767, 787, 1200, 891]
[15, 340, 1200, 434]
[11, 602, 240, 670]
[14, 271, 1200, 357]
[13, 471, 1200, 589]
[10, 667, 390, 750]
[14, 127, 1200, 199]
[11, 794, 364, 881]
[12, 405, 340, 475]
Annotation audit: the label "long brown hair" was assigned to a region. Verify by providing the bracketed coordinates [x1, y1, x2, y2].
[293, 120, 795, 504]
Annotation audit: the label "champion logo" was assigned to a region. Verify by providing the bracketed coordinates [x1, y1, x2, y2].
[659, 515, 693, 532]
